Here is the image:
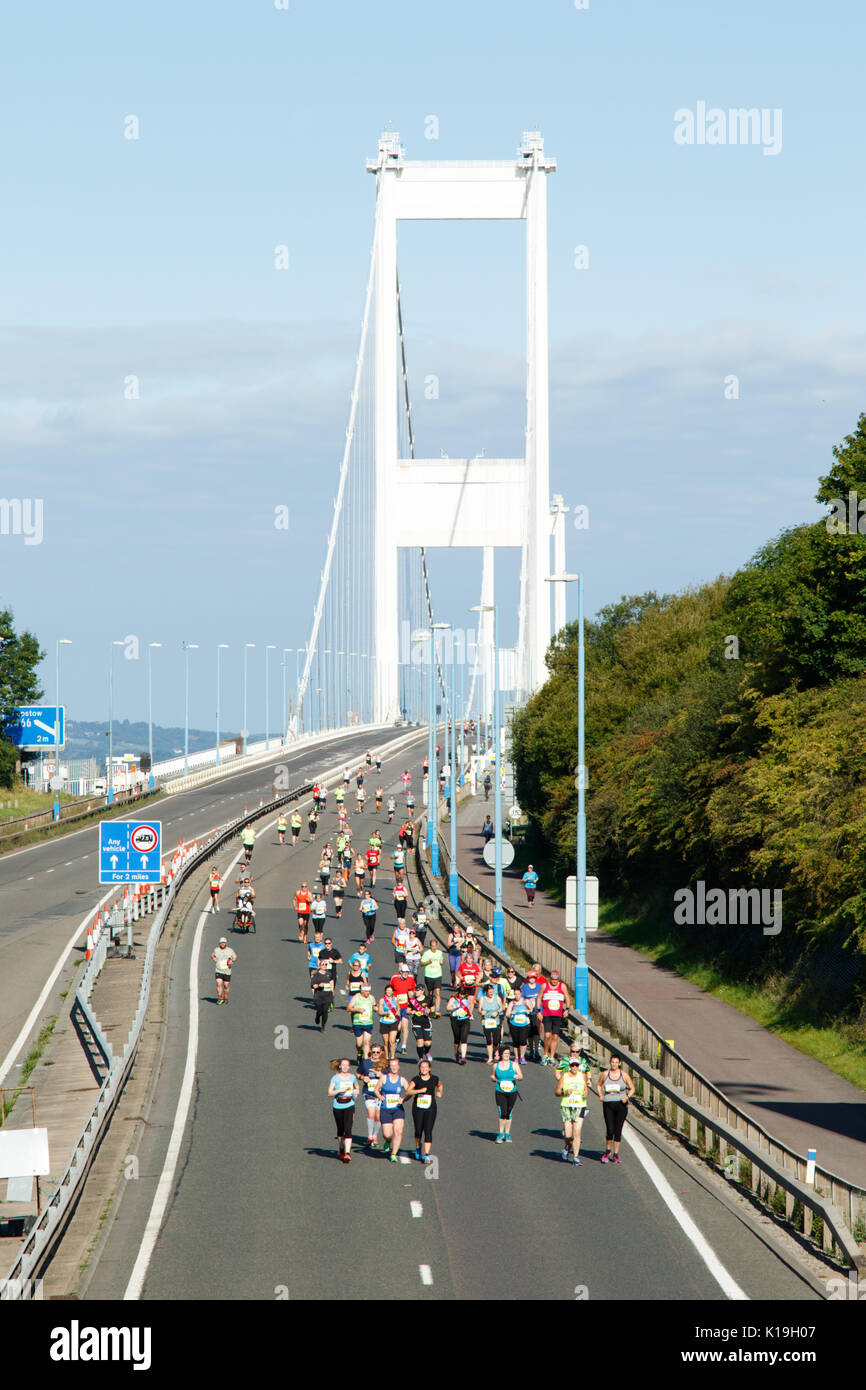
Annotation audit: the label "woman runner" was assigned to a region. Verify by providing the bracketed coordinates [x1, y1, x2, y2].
[404, 1058, 443, 1162]
[506, 990, 533, 1065]
[332, 875, 345, 918]
[447, 925, 465, 984]
[478, 983, 504, 1064]
[597, 1055, 635, 1163]
[556, 1054, 590, 1165]
[375, 1058, 409, 1162]
[407, 985, 433, 1062]
[357, 1044, 385, 1148]
[347, 981, 376, 1060]
[375, 785, 383, 812]
[447, 986, 474, 1064]
[491, 1047, 522, 1143]
[328, 1059, 358, 1164]
[376, 985, 400, 1061]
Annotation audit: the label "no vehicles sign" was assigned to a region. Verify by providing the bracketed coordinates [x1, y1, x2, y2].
[99, 821, 162, 884]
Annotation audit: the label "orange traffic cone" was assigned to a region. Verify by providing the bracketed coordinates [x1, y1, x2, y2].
[86, 926, 93, 960]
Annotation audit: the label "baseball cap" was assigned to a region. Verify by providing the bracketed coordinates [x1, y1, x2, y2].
[218, 936, 227, 944]
[492, 967, 502, 976]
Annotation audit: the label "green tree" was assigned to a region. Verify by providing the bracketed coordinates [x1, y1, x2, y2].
[0, 608, 45, 788]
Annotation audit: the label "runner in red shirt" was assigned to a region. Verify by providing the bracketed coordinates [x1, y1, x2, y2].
[365, 844, 380, 888]
[540, 969, 570, 1065]
[389, 963, 414, 1054]
[456, 951, 481, 997]
[292, 883, 313, 943]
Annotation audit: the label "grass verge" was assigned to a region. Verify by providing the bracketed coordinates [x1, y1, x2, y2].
[601, 900, 866, 1093]
[1, 1016, 59, 1119]
[0, 788, 164, 855]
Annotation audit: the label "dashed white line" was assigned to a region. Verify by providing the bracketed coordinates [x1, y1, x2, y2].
[410, 1201, 423, 1219]
[419, 1264, 433, 1286]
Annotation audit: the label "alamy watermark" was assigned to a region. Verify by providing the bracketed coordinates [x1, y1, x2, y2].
[825, 490, 866, 534]
[674, 103, 782, 156]
[674, 882, 782, 936]
[0, 498, 43, 545]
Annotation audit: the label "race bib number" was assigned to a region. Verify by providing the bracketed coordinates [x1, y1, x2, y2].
[415, 1094, 433, 1110]
[385, 1094, 401, 1109]
[483, 1016, 499, 1028]
[498, 1079, 515, 1093]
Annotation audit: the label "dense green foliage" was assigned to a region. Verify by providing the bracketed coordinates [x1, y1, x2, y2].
[0, 608, 45, 788]
[511, 416, 866, 1021]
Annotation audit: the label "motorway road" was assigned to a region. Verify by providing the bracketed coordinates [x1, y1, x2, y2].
[0, 726, 406, 1079]
[86, 749, 819, 1303]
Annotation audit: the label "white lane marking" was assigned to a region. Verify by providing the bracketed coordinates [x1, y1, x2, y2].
[410, 1201, 423, 1218]
[46, 868, 54, 873]
[124, 845, 245, 1301]
[26, 875, 34, 881]
[419, 1264, 433, 1285]
[625, 1130, 748, 1300]
[399, 1154, 411, 1164]
[0, 886, 116, 1089]
[64, 860, 73, 866]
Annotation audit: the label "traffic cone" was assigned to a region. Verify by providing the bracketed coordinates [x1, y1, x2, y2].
[86, 926, 93, 960]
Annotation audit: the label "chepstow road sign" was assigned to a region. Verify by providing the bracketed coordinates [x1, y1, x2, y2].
[99, 820, 162, 884]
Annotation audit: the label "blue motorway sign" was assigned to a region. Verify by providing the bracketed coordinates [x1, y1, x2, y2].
[5, 705, 65, 750]
[99, 820, 162, 884]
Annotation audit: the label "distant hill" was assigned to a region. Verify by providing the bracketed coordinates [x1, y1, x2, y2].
[63, 719, 255, 765]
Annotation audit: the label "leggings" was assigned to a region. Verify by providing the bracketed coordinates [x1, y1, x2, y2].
[496, 1091, 517, 1120]
[413, 1103, 437, 1144]
[334, 1107, 354, 1138]
[364, 913, 376, 940]
[603, 1102, 628, 1142]
[450, 1017, 471, 1046]
[314, 994, 331, 1028]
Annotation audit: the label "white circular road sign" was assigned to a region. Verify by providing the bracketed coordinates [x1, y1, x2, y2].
[130, 824, 158, 855]
[483, 839, 515, 869]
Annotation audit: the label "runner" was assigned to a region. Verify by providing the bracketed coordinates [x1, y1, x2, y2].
[293, 882, 313, 943]
[365, 749, 372, 768]
[240, 824, 255, 862]
[328, 1058, 358, 1164]
[447, 924, 465, 984]
[386, 794, 396, 824]
[334, 784, 345, 814]
[506, 989, 533, 1064]
[411, 903, 428, 947]
[311, 959, 335, 1030]
[392, 920, 410, 967]
[348, 943, 372, 978]
[556, 1052, 591, 1164]
[343, 766, 351, 789]
[389, 962, 414, 1054]
[277, 813, 288, 845]
[375, 752, 382, 773]
[478, 982, 505, 1064]
[376, 985, 400, 1061]
[317, 850, 332, 895]
[356, 784, 367, 814]
[310, 890, 328, 937]
[290, 809, 302, 845]
[597, 1054, 635, 1163]
[483, 771, 492, 801]
[208, 867, 222, 913]
[405, 790, 415, 815]
[332, 875, 345, 919]
[407, 985, 433, 1061]
[403, 1058, 443, 1162]
[359, 889, 377, 943]
[307, 928, 326, 982]
[456, 948, 482, 997]
[307, 806, 319, 840]
[365, 840, 380, 888]
[375, 785, 383, 812]
[420, 938, 444, 1016]
[375, 1058, 409, 1162]
[404, 928, 423, 979]
[540, 970, 570, 1065]
[522, 864, 539, 909]
[393, 880, 409, 925]
[401, 770, 411, 797]
[491, 1046, 522, 1142]
[211, 936, 237, 1005]
[481, 814, 493, 845]
[403, 820, 415, 850]
[357, 1043, 385, 1148]
[520, 965, 544, 1061]
[353, 852, 367, 895]
[347, 980, 375, 1060]
[446, 985, 474, 1064]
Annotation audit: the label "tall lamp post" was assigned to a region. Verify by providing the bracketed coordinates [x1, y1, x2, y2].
[107, 639, 124, 805]
[216, 644, 229, 766]
[282, 649, 291, 744]
[471, 604, 503, 947]
[546, 569, 587, 1017]
[428, 623, 450, 874]
[147, 642, 162, 788]
[448, 638, 459, 905]
[182, 641, 199, 776]
[265, 644, 276, 751]
[53, 639, 72, 817]
[242, 643, 255, 755]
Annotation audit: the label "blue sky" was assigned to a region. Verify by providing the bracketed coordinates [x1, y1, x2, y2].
[2, 0, 865, 731]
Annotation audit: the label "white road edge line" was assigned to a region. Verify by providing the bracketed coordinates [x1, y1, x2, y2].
[410, 1201, 423, 1219]
[626, 1129, 749, 1300]
[0, 887, 116, 1090]
[419, 1264, 433, 1285]
[124, 844, 244, 1302]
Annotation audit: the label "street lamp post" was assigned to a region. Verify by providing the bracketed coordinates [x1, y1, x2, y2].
[216, 644, 229, 766]
[428, 623, 450, 875]
[182, 642, 199, 776]
[54, 639, 72, 818]
[546, 569, 587, 1016]
[472, 604, 503, 947]
[265, 644, 276, 751]
[147, 642, 162, 789]
[448, 639, 459, 905]
[108, 639, 124, 805]
[282, 649, 291, 744]
[242, 643, 255, 755]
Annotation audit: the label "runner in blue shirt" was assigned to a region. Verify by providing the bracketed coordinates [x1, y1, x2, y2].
[522, 865, 539, 908]
[520, 967, 543, 1062]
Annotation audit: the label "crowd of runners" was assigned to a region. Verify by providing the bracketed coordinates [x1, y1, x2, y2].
[207, 745, 635, 1167]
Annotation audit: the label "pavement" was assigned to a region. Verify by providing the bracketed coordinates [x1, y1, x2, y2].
[83, 748, 819, 1302]
[451, 790, 866, 1187]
